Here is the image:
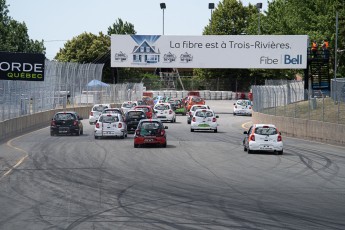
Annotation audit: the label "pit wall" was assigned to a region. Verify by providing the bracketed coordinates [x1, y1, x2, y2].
[252, 112, 345, 146]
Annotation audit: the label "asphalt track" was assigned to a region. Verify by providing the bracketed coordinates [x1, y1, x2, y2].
[0, 100, 345, 230]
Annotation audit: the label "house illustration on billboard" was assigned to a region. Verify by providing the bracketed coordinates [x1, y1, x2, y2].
[132, 40, 160, 64]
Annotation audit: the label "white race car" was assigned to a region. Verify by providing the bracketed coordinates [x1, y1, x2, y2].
[233, 100, 252, 116]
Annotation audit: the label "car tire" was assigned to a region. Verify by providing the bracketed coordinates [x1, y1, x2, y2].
[162, 142, 167, 148]
[50, 131, 54, 136]
[134, 144, 139, 148]
[191, 128, 194, 132]
[214, 129, 217, 133]
[120, 133, 125, 139]
[278, 150, 283, 155]
[248, 149, 253, 154]
[80, 129, 83, 135]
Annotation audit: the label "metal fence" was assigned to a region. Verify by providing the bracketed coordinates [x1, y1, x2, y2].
[0, 61, 144, 122]
[253, 80, 345, 124]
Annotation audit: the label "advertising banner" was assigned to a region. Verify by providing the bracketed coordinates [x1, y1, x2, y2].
[111, 35, 308, 69]
[0, 52, 45, 81]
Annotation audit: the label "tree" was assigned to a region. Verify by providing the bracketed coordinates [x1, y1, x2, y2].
[195, 0, 257, 91]
[107, 18, 136, 35]
[54, 32, 110, 63]
[0, 0, 45, 53]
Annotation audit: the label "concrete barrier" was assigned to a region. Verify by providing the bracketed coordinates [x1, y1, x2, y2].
[252, 112, 345, 146]
[0, 106, 93, 142]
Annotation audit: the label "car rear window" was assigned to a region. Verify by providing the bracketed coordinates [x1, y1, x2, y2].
[93, 105, 108, 112]
[155, 104, 169, 110]
[122, 103, 136, 108]
[100, 115, 119, 123]
[142, 122, 161, 129]
[55, 113, 75, 120]
[192, 97, 203, 102]
[195, 111, 213, 117]
[128, 111, 145, 118]
[192, 106, 206, 111]
[254, 127, 278, 135]
[137, 107, 149, 112]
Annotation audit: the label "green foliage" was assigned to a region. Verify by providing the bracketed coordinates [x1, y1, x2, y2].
[107, 18, 136, 35]
[54, 32, 110, 63]
[0, 0, 45, 53]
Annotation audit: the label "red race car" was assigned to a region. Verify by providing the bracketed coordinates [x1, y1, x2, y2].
[134, 105, 155, 119]
[134, 119, 168, 148]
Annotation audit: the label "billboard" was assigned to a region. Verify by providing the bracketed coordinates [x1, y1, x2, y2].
[111, 35, 308, 69]
[0, 52, 45, 81]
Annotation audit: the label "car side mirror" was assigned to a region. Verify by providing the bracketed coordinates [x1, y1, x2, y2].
[164, 126, 168, 129]
[243, 131, 248, 134]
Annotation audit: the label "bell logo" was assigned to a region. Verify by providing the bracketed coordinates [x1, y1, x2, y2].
[284, 55, 302, 64]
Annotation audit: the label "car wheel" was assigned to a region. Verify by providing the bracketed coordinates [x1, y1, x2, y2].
[174, 117, 176, 123]
[162, 142, 167, 148]
[248, 149, 253, 154]
[50, 131, 54, 136]
[191, 128, 194, 132]
[134, 144, 139, 148]
[80, 129, 83, 135]
[120, 133, 125, 139]
[278, 150, 283, 155]
[214, 129, 217, 133]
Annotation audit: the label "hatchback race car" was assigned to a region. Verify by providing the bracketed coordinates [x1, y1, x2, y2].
[134, 119, 168, 148]
[121, 101, 138, 114]
[233, 100, 252, 116]
[94, 113, 127, 139]
[50, 111, 84, 136]
[243, 124, 283, 154]
[125, 109, 147, 132]
[187, 104, 210, 124]
[190, 109, 218, 133]
[154, 103, 176, 123]
[89, 104, 111, 125]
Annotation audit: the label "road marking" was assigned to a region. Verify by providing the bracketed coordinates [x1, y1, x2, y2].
[242, 121, 252, 130]
[0, 134, 31, 180]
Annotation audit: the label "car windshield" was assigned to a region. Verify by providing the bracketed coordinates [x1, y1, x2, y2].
[255, 127, 277, 135]
[155, 104, 169, 110]
[100, 115, 119, 123]
[55, 113, 75, 120]
[93, 105, 108, 112]
[195, 111, 213, 117]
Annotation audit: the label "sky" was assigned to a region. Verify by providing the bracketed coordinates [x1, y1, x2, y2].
[6, 0, 268, 60]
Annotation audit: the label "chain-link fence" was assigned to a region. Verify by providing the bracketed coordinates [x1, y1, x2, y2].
[253, 80, 345, 124]
[0, 61, 144, 122]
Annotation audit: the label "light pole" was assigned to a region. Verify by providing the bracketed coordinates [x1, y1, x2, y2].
[160, 3, 166, 35]
[256, 3, 262, 35]
[209, 3, 214, 34]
